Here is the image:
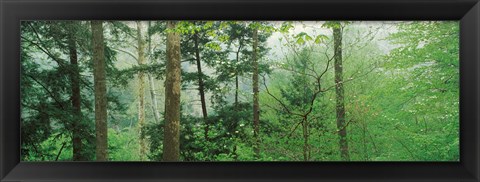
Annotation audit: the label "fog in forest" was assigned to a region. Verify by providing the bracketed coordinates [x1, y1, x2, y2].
[21, 21, 459, 161]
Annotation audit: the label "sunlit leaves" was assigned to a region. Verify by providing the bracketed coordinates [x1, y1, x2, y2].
[205, 42, 221, 51]
[315, 35, 329, 44]
[279, 21, 294, 33]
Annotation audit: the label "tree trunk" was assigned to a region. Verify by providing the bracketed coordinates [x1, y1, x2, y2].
[147, 21, 161, 124]
[68, 25, 84, 161]
[301, 52, 310, 161]
[234, 43, 242, 108]
[252, 27, 260, 157]
[302, 119, 309, 161]
[194, 33, 209, 141]
[163, 21, 181, 161]
[333, 25, 350, 161]
[91, 20, 108, 161]
[232, 42, 242, 160]
[148, 74, 160, 123]
[136, 21, 147, 160]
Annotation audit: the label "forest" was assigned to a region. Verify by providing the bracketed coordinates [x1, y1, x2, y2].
[20, 21, 459, 161]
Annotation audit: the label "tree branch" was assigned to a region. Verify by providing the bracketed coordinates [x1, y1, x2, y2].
[261, 74, 303, 117]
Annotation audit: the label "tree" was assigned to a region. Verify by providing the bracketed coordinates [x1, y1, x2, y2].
[91, 20, 108, 161]
[193, 26, 210, 140]
[66, 22, 86, 161]
[179, 21, 226, 141]
[136, 21, 147, 160]
[163, 21, 182, 161]
[223, 22, 251, 107]
[261, 22, 332, 161]
[146, 21, 162, 124]
[332, 22, 350, 161]
[20, 21, 97, 161]
[252, 26, 260, 158]
[277, 48, 320, 161]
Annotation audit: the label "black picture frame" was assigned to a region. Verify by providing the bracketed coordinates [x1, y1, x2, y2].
[1, 0, 479, 181]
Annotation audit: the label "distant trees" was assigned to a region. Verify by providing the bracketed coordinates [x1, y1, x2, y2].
[146, 23, 162, 125]
[180, 21, 219, 141]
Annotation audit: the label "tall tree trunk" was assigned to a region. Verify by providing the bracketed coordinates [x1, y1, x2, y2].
[252, 27, 260, 157]
[333, 24, 350, 161]
[163, 21, 181, 161]
[147, 21, 161, 124]
[232, 42, 243, 160]
[91, 20, 108, 161]
[194, 33, 209, 141]
[68, 25, 84, 161]
[136, 21, 147, 160]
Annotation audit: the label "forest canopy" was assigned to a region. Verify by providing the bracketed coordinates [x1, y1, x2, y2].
[20, 21, 459, 161]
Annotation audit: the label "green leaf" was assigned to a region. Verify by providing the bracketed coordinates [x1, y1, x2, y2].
[296, 37, 305, 44]
[304, 34, 313, 41]
[314, 35, 328, 44]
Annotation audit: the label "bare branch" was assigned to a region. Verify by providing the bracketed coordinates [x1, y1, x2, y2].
[261, 74, 303, 117]
[24, 73, 66, 110]
[321, 63, 377, 92]
[111, 48, 138, 61]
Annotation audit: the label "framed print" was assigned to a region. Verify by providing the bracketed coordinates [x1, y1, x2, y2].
[1, 0, 479, 181]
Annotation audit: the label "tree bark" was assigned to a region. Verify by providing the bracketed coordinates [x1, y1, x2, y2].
[136, 21, 147, 160]
[193, 32, 209, 141]
[163, 21, 181, 161]
[68, 24, 85, 161]
[333, 25, 350, 161]
[252, 27, 260, 157]
[91, 20, 108, 161]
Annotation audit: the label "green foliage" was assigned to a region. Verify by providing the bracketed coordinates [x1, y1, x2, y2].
[21, 21, 460, 162]
[108, 128, 141, 161]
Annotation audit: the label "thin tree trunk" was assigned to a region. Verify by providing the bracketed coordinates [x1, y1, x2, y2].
[235, 76, 239, 106]
[233, 42, 243, 160]
[148, 74, 160, 123]
[147, 22, 161, 124]
[163, 21, 181, 161]
[193, 33, 209, 141]
[136, 21, 147, 160]
[302, 120, 308, 161]
[91, 20, 108, 161]
[234, 43, 242, 108]
[301, 52, 310, 161]
[252, 27, 260, 158]
[333, 25, 350, 161]
[68, 26, 84, 161]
